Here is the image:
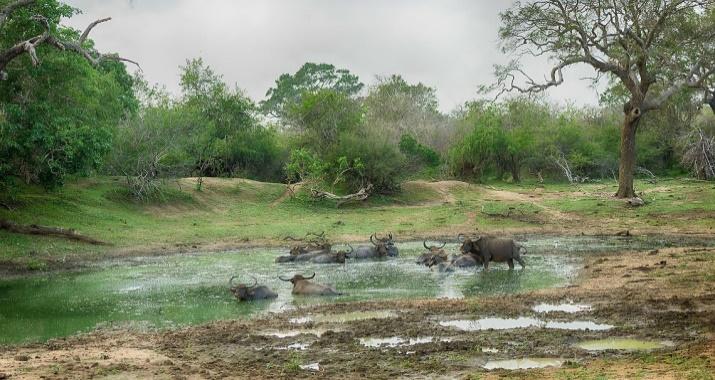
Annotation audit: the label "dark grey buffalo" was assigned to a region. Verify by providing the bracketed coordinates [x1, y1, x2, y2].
[229, 276, 278, 301]
[310, 245, 352, 264]
[433, 253, 480, 272]
[279, 273, 342, 296]
[458, 234, 526, 270]
[349, 233, 399, 259]
[276, 248, 330, 263]
[416, 240, 448, 266]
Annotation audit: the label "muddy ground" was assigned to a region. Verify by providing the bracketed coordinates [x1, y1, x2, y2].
[1, 246, 714, 379]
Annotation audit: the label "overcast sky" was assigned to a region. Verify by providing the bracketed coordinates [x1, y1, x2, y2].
[64, 0, 600, 112]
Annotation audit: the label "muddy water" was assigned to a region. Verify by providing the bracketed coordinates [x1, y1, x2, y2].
[0, 235, 709, 345]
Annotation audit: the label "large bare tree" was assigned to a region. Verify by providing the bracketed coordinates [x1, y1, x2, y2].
[0, 0, 137, 80]
[491, 0, 715, 197]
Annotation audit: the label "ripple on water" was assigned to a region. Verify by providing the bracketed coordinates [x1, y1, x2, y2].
[483, 358, 563, 370]
[576, 338, 669, 351]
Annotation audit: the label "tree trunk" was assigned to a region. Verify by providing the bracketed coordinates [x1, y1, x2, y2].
[511, 156, 520, 183]
[616, 110, 641, 198]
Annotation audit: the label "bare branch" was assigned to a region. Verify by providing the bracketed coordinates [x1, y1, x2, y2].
[79, 17, 111, 44]
[1, 15, 140, 79]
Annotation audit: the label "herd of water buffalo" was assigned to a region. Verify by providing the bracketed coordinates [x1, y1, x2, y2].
[228, 233, 528, 302]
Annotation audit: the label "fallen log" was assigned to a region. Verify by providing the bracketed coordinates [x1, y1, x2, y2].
[310, 184, 373, 207]
[0, 219, 111, 245]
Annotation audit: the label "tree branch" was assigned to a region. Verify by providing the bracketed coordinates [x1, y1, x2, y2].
[0, 11, 139, 80]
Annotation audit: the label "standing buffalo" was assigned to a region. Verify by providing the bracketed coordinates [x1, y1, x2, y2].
[349, 233, 399, 259]
[459, 234, 526, 270]
[279, 273, 342, 296]
[229, 275, 278, 301]
[416, 241, 448, 266]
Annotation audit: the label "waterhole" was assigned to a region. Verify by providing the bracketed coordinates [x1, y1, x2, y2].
[1, 235, 708, 344]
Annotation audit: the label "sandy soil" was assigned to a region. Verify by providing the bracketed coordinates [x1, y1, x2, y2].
[2, 245, 714, 379]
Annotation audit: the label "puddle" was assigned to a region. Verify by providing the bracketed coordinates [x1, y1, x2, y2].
[278, 343, 310, 350]
[440, 318, 613, 331]
[290, 310, 397, 324]
[533, 303, 591, 313]
[299, 362, 320, 371]
[359, 336, 453, 348]
[440, 318, 542, 331]
[576, 338, 669, 351]
[545, 321, 613, 331]
[483, 358, 563, 370]
[259, 329, 331, 338]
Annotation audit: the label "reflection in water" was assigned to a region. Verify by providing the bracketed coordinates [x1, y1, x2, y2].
[483, 358, 563, 370]
[1, 235, 707, 344]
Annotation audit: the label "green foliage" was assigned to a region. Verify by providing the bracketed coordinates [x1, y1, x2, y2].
[285, 88, 404, 194]
[261, 62, 363, 119]
[287, 89, 364, 145]
[399, 134, 440, 168]
[0, 48, 135, 189]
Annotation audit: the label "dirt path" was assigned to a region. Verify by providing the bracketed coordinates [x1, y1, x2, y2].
[482, 187, 576, 224]
[2, 246, 714, 379]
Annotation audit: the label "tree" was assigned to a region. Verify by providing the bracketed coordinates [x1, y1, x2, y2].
[0, 0, 137, 80]
[0, 48, 136, 188]
[261, 62, 363, 120]
[364, 75, 453, 152]
[491, 0, 715, 197]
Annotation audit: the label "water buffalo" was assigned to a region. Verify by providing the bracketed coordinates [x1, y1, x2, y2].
[459, 234, 526, 270]
[229, 275, 278, 301]
[349, 233, 399, 259]
[309, 245, 352, 264]
[431, 253, 480, 272]
[279, 273, 342, 296]
[416, 240, 448, 266]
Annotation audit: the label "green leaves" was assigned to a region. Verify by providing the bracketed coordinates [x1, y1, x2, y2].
[261, 62, 363, 120]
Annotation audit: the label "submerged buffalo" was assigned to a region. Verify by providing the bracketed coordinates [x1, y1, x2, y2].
[432, 253, 480, 272]
[279, 273, 342, 296]
[228, 275, 278, 301]
[416, 240, 448, 266]
[459, 234, 526, 270]
[276, 245, 351, 264]
[349, 233, 399, 259]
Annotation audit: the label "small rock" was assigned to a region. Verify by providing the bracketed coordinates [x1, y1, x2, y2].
[0, 372, 8, 379]
[648, 249, 659, 255]
[627, 197, 645, 207]
[14, 354, 30, 362]
[100, 353, 110, 360]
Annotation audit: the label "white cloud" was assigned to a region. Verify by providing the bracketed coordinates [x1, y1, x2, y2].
[64, 0, 602, 112]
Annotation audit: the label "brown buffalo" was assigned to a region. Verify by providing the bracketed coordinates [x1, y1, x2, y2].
[279, 273, 342, 296]
[458, 234, 526, 270]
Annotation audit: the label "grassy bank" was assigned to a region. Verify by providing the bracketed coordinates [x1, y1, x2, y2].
[1, 176, 714, 270]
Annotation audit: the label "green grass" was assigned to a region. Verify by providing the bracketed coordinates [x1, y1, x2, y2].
[1, 176, 714, 269]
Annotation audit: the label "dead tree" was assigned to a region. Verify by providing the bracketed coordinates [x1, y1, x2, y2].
[0, 219, 110, 245]
[490, 0, 715, 198]
[310, 184, 374, 207]
[0, 0, 139, 80]
[682, 128, 715, 180]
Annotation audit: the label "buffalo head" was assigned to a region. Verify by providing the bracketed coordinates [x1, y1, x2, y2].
[279, 272, 316, 285]
[458, 234, 483, 255]
[229, 275, 257, 300]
